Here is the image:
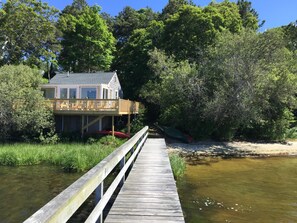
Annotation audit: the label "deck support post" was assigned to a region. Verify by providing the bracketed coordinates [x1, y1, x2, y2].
[95, 182, 104, 223]
[112, 116, 115, 137]
[127, 114, 131, 135]
[81, 115, 85, 137]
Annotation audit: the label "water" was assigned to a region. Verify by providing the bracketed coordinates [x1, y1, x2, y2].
[0, 166, 82, 223]
[177, 157, 297, 223]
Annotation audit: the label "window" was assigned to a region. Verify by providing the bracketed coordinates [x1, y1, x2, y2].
[115, 90, 118, 99]
[42, 88, 55, 99]
[81, 88, 96, 99]
[103, 88, 108, 99]
[60, 88, 68, 99]
[69, 88, 76, 99]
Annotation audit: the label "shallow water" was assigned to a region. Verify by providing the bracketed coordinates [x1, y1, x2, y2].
[0, 166, 82, 223]
[177, 157, 297, 223]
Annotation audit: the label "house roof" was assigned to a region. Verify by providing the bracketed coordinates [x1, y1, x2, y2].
[48, 72, 116, 85]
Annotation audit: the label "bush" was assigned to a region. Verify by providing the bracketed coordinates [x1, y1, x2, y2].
[98, 135, 125, 147]
[0, 65, 55, 142]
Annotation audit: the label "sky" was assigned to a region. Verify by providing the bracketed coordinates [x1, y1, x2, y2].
[23, 0, 297, 31]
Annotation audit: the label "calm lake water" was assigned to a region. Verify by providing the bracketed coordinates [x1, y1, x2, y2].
[177, 157, 297, 223]
[0, 166, 82, 223]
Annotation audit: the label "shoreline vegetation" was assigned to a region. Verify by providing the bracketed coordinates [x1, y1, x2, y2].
[0, 136, 125, 172]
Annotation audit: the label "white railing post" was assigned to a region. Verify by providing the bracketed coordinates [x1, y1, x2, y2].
[120, 157, 126, 186]
[95, 182, 104, 223]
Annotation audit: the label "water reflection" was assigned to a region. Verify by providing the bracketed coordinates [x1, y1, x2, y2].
[177, 157, 297, 223]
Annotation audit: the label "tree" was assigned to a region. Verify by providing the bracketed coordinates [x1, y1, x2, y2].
[142, 29, 297, 140]
[0, 0, 60, 68]
[283, 21, 297, 52]
[113, 7, 158, 45]
[160, 0, 193, 20]
[0, 65, 55, 141]
[203, 29, 297, 139]
[162, 5, 217, 62]
[61, 0, 88, 16]
[204, 1, 242, 33]
[237, 0, 262, 29]
[58, 5, 115, 72]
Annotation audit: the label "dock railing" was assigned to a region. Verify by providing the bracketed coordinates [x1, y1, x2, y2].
[24, 126, 149, 223]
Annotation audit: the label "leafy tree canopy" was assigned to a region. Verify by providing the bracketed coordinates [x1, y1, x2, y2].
[58, 4, 115, 72]
[0, 65, 55, 142]
[113, 6, 158, 45]
[0, 0, 60, 68]
[142, 29, 297, 140]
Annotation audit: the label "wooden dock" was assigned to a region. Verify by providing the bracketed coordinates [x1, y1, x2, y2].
[105, 138, 185, 223]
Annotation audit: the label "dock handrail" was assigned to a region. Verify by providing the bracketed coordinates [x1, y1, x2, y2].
[24, 126, 149, 223]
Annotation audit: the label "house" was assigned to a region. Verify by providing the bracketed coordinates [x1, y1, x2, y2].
[41, 72, 139, 135]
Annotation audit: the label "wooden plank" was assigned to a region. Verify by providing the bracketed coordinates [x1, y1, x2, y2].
[105, 138, 184, 223]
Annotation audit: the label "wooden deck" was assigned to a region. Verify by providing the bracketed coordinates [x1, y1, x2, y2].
[105, 138, 185, 223]
[45, 99, 139, 115]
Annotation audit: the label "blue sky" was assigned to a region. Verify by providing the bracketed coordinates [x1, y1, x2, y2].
[38, 0, 297, 31]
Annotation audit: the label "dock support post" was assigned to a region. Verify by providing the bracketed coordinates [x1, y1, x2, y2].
[112, 116, 114, 137]
[95, 182, 104, 223]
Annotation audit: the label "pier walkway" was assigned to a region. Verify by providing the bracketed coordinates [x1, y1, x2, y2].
[105, 138, 184, 223]
[24, 128, 184, 223]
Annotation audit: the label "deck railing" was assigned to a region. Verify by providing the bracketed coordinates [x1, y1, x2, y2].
[24, 126, 149, 223]
[46, 99, 139, 114]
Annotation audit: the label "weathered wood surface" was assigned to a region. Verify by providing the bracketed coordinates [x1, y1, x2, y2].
[105, 138, 185, 223]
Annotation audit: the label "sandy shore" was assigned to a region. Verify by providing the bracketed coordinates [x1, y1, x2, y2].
[167, 141, 297, 157]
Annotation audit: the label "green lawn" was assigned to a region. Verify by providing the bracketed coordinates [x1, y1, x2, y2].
[0, 141, 120, 172]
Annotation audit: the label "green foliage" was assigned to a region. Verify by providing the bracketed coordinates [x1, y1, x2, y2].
[143, 28, 297, 140]
[163, 5, 216, 62]
[98, 135, 126, 147]
[0, 65, 55, 142]
[0, 143, 118, 172]
[285, 127, 297, 139]
[113, 6, 158, 45]
[169, 153, 186, 179]
[130, 108, 146, 134]
[237, 0, 261, 30]
[58, 5, 115, 72]
[0, 0, 60, 67]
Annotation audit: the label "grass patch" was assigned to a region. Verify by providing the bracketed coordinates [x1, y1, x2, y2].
[169, 153, 186, 179]
[0, 137, 125, 172]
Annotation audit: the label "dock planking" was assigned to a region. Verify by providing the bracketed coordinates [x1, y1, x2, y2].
[105, 138, 185, 223]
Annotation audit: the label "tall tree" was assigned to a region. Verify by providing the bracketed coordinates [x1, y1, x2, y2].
[0, 0, 60, 67]
[237, 0, 262, 29]
[58, 5, 115, 72]
[160, 0, 193, 20]
[113, 21, 164, 100]
[162, 5, 217, 62]
[283, 21, 297, 52]
[113, 7, 158, 45]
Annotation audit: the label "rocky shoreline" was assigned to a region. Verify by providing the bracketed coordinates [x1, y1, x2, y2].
[167, 141, 297, 163]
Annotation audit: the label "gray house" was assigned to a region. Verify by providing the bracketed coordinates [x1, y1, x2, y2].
[41, 72, 139, 135]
